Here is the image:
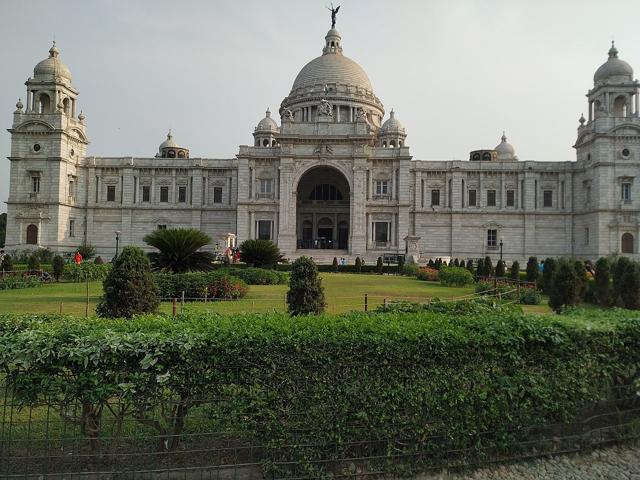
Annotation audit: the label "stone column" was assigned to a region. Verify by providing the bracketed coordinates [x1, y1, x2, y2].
[277, 158, 296, 255]
[350, 159, 367, 255]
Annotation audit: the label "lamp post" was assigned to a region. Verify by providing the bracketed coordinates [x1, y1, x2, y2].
[499, 238, 504, 262]
[115, 231, 120, 259]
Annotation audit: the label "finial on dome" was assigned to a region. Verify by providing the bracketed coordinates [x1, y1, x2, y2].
[265, 108, 271, 117]
[167, 129, 173, 140]
[501, 130, 507, 142]
[15, 98, 23, 112]
[78, 110, 85, 121]
[579, 113, 586, 125]
[390, 109, 395, 118]
[608, 40, 618, 59]
[49, 40, 59, 58]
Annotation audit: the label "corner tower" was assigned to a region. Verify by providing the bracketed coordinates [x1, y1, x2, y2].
[5, 42, 89, 251]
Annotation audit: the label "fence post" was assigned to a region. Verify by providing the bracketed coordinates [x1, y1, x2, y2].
[494, 275, 497, 290]
[59, 302, 63, 314]
[517, 282, 521, 303]
[204, 289, 208, 303]
[172, 298, 177, 317]
[364, 293, 368, 312]
[85, 272, 89, 318]
[383, 298, 388, 311]
[181, 291, 185, 313]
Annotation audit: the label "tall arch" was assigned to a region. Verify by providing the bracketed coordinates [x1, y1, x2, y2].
[622, 232, 634, 253]
[26, 224, 38, 245]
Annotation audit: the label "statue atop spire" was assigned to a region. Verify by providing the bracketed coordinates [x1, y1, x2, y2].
[327, 3, 340, 28]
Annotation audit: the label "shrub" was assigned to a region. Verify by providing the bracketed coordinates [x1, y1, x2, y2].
[239, 239, 281, 269]
[475, 281, 494, 295]
[1, 254, 13, 272]
[540, 258, 557, 294]
[218, 267, 287, 285]
[287, 257, 325, 316]
[416, 267, 438, 282]
[574, 260, 588, 300]
[397, 255, 405, 275]
[94, 256, 104, 265]
[453, 258, 459, 267]
[439, 266, 474, 286]
[376, 256, 383, 274]
[594, 257, 611, 306]
[145, 228, 215, 273]
[510, 261, 520, 280]
[155, 272, 249, 299]
[548, 258, 581, 312]
[483, 256, 493, 277]
[63, 263, 111, 282]
[355, 256, 362, 273]
[52, 255, 64, 281]
[519, 288, 541, 305]
[206, 275, 248, 299]
[332, 257, 339, 272]
[27, 254, 40, 272]
[613, 257, 640, 310]
[475, 281, 517, 300]
[0, 275, 42, 290]
[76, 242, 96, 260]
[466, 259, 474, 273]
[526, 257, 539, 283]
[402, 262, 419, 276]
[476, 258, 485, 277]
[96, 246, 159, 318]
[495, 260, 506, 278]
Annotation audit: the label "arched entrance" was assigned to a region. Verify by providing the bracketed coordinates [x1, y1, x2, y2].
[622, 232, 634, 253]
[26, 224, 38, 245]
[296, 166, 350, 250]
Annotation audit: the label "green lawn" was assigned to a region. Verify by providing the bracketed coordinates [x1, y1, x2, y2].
[0, 273, 550, 315]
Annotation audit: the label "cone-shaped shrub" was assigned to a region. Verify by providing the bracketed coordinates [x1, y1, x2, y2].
[548, 258, 581, 312]
[541, 258, 557, 294]
[510, 261, 520, 280]
[287, 256, 325, 316]
[97, 246, 159, 318]
[52, 255, 65, 281]
[594, 257, 611, 307]
[526, 257, 539, 283]
[495, 260, 506, 278]
[376, 256, 383, 274]
[332, 257, 339, 272]
[466, 259, 474, 273]
[476, 258, 485, 277]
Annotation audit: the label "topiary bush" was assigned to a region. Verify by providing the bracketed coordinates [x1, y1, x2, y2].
[332, 257, 339, 273]
[239, 239, 281, 269]
[476, 258, 485, 277]
[52, 255, 64, 281]
[96, 246, 159, 318]
[612, 257, 640, 310]
[438, 266, 474, 286]
[495, 260, 506, 278]
[355, 256, 362, 273]
[466, 259, 474, 273]
[376, 256, 383, 274]
[483, 256, 493, 277]
[27, 254, 40, 272]
[548, 258, 581, 312]
[526, 257, 539, 283]
[286, 257, 326, 316]
[510, 261, 520, 280]
[594, 257, 611, 307]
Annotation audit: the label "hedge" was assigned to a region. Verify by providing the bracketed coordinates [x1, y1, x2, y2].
[0, 308, 638, 477]
[154, 271, 248, 299]
[217, 267, 287, 285]
[0, 275, 42, 290]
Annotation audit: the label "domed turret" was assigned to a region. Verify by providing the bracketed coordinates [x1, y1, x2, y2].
[594, 41, 633, 85]
[253, 109, 279, 147]
[33, 42, 72, 81]
[157, 130, 189, 158]
[494, 131, 517, 160]
[379, 110, 407, 148]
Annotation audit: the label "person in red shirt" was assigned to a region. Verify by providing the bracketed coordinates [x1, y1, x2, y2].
[74, 251, 83, 265]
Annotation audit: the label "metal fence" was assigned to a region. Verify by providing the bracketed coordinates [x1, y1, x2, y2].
[1, 382, 638, 479]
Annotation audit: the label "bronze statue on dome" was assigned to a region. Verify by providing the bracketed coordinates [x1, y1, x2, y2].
[327, 4, 340, 28]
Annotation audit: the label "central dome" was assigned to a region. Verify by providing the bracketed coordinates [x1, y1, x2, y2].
[290, 28, 374, 94]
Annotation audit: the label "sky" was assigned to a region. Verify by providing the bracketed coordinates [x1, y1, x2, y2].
[1, 0, 640, 213]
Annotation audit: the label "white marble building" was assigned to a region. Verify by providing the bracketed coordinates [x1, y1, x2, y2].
[5, 26, 640, 264]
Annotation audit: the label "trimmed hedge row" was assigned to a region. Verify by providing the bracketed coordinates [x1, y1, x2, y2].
[0, 275, 42, 290]
[0, 308, 637, 477]
[217, 267, 288, 285]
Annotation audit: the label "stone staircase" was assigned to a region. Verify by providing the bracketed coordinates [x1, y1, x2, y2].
[285, 249, 364, 265]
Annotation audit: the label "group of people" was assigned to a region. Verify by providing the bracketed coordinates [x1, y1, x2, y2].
[224, 246, 241, 263]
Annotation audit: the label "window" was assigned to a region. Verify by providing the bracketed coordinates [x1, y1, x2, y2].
[468, 189, 477, 207]
[160, 186, 169, 203]
[585, 227, 590, 246]
[431, 189, 440, 206]
[31, 176, 40, 194]
[259, 179, 273, 194]
[157, 224, 167, 230]
[142, 186, 150, 202]
[106, 185, 116, 202]
[69, 219, 75, 237]
[178, 185, 187, 203]
[68, 180, 75, 198]
[543, 190, 553, 207]
[622, 233, 634, 253]
[374, 222, 390, 244]
[586, 185, 592, 205]
[506, 189, 515, 207]
[487, 229, 497, 248]
[26, 224, 38, 245]
[213, 186, 223, 203]
[257, 220, 272, 240]
[487, 190, 496, 207]
[375, 180, 389, 196]
[622, 183, 631, 202]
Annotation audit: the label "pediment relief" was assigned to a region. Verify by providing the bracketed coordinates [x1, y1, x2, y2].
[103, 177, 119, 185]
[210, 179, 226, 186]
[16, 120, 54, 132]
[482, 221, 503, 229]
[157, 178, 172, 186]
[67, 128, 87, 143]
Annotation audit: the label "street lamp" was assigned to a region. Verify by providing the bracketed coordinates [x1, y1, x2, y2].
[499, 238, 504, 262]
[115, 231, 121, 259]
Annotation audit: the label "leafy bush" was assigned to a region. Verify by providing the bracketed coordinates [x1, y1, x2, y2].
[155, 271, 249, 299]
[206, 275, 248, 299]
[594, 257, 611, 307]
[0, 275, 42, 290]
[541, 258, 557, 294]
[76, 242, 96, 260]
[63, 263, 111, 282]
[510, 261, 520, 280]
[526, 257, 539, 283]
[519, 288, 541, 305]
[376, 256, 383, 274]
[218, 267, 287, 285]
[0, 254, 13, 272]
[287, 257, 325, 316]
[612, 257, 640, 310]
[495, 260, 506, 278]
[548, 258, 581, 312]
[417, 267, 439, 282]
[27, 254, 40, 271]
[466, 259, 474, 273]
[376, 297, 522, 315]
[574, 260, 588, 300]
[94, 256, 104, 265]
[52, 255, 64, 281]
[96, 246, 159, 318]
[2, 308, 638, 477]
[438, 266, 474, 286]
[402, 262, 419, 276]
[476, 258, 485, 277]
[145, 228, 215, 273]
[239, 239, 281, 268]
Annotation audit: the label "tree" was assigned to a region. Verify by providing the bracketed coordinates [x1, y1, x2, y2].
[594, 257, 611, 307]
[541, 257, 557, 294]
[332, 257, 339, 272]
[96, 246, 159, 318]
[286, 256, 326, 316]
[27, 254, 41, 272]
[548, 258, 581, 312]
[376, 256, 383, 274]
[495, 260, 506, 278]
[476, 258, 485, 277]
[355, 256, 362, 273]
[453, 258, 460, 267]
[144, 228, 216, 273]
[613, 257, 640, 309]
[238, 239, 281, 269]
[52, 255, 65, 281]
[526, 257, 539, 283]
[76, 241, 96, 260]
[466, 259, 474, 273]
[1, 253, 13, 272]
[484, 256, 493, 277]
[510, 261, 520, 280]
[574, 260, 587, 300]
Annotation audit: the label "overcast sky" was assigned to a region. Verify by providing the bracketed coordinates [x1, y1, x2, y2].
[2, 0, 640, 213]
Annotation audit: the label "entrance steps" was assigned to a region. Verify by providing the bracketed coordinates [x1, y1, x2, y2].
[286, 249, 361, 265]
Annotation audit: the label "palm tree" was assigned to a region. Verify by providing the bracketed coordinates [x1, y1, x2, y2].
[144, 228, 215, 273]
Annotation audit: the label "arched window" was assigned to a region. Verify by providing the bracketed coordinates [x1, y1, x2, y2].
[177, 150, 186, 158]
[38, 94, 50, 114]
[309, 184, 343, 201]
[262, 139, 269, 147]
[272, 140, 276, 147]
[614, 96, 628, 117]
[382, 141, 387, 148]
[255, 139, 260, 146]
[389, 140, 396, 148]
[26, 224, 38, 245]
[167, 150, 176, 158]
[63, 97, 70, 115]
[622, 232, 634, 253]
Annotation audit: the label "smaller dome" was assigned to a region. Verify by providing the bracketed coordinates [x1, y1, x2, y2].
[495, 131, 516, 159]
[381, 110, 405, 134]
[255, 108, 279, 132]
[15, 98, 23, 112]
[594, 42, 633, 84]
[34, 42, 72, 80]
[78, 110, 85, 122]
[159, 130, 178, 149]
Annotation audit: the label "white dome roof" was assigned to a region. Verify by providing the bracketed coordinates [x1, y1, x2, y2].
[159, 131, 178, 149]
[495, 132, 516, 159]
[255, 109, 279, 131]
[594, 42, 633, 84]
[34, 42, 72, 80]
[381, 110, 404, 133]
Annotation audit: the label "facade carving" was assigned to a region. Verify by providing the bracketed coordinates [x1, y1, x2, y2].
[5, 32, 640, 263]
